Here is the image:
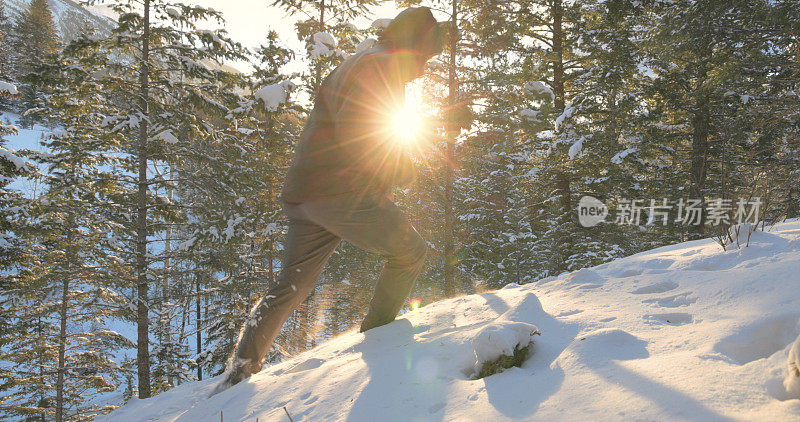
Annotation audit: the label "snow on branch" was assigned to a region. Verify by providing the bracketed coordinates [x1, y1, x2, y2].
[254, 80, 296, 112]
[523, 81, 554, 102]
[310, 31, 344, 59]
[0, 81, 19, 96]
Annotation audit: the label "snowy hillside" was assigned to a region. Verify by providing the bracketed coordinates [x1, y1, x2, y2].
[103, 221, 800, 421]
[5, 0, 114, 41]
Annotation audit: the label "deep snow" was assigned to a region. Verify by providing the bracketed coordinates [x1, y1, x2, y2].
[103, 220, 800, 421]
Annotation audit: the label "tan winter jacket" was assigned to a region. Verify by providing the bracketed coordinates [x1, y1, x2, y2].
[281, 45, 416, 203]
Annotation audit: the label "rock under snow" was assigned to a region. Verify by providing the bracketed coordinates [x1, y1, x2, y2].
[472, 322, 539, 369]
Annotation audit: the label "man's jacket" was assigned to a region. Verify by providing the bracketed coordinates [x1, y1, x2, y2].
[281, 45, 416, 203]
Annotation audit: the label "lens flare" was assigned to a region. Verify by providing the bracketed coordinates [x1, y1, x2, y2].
[409, 297, 422, 311]
[391, 104, 422, 145]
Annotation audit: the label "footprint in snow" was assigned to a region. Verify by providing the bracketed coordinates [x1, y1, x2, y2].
[428, 402, 446, 413]
[713, 312, 800, 365]
[556, 309, 583, 317]
[607, 267, 644, 278]
[630, 281, 679, 295]
[563, 268, 605, 284]
[285, 358, 325, 374]
[644, 312, 693, 326]
[643, 292, 697, 308]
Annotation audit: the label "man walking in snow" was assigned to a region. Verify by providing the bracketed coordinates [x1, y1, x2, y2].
[213, 7, 444, 394]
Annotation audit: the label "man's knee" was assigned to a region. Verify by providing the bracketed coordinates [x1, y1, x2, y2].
[398, 229, 427, 269]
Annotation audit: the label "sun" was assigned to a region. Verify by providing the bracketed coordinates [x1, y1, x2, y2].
[390, 102, 423, 145]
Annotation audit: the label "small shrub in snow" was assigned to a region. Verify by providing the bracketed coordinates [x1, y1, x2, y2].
[472, 322, 540, 379]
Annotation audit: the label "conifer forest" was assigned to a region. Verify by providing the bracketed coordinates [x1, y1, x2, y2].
[0, 0, 798, 420]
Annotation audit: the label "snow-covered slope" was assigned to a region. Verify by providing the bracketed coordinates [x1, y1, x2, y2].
[103, 220, 800, 421]
[5, 0, 114, 42]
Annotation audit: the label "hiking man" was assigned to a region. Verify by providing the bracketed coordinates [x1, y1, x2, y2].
[214, 7, 444, 393]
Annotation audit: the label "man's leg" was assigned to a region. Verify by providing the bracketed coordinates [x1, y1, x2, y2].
[300, 196, 428, 332]
[217, 215, 340, 392]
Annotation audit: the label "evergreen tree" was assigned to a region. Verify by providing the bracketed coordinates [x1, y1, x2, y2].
[13, 0, 60, 118]
[272, 0, 378, 94]
[0, 81, 25, 266]
[0, 0, 14, 81]
[2, 39, 135, 421]
[196, 34, 303, 371]
[637, 0, 797, 239]
[84, 0, 246, 398]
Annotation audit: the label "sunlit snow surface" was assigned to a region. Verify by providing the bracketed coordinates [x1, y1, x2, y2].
[103, 220, 800, 421]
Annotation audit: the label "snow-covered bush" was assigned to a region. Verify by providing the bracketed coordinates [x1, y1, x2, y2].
[472, 322, 540, 378]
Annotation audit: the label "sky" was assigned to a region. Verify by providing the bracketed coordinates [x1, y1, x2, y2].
[90, 0, 405, 73]
[189, 0, 400, 50]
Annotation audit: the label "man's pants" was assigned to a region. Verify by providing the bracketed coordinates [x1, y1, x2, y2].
[231, 194, 427, 374]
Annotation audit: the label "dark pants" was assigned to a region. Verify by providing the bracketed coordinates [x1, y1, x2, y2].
[231, 194, 427, 376]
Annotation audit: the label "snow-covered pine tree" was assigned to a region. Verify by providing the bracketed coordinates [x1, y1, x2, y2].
[0, 0, 15, 109]
[1, 40, 135, 421]
[0, 80, 24, 266]
[13, 0, 60, 121]
[272, 0, 376, 94]
[509, 0, 591, 276]
[552, 0, 662, 267]
[182, 33, 303, 374]
[636, 0, 796, 239]
[83, 0, 246, 398]
[451, 0, 542, 287]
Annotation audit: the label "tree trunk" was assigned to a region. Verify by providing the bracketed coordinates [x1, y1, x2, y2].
[552, 0, 565, 113]
[195, 273, 202, 381]
[268, 236, 275, 289]
[54, 275, 68, 422]
[55, 222, 74, 422]
[443, 0, 459, 298]
[313, 0, 326, 93]
[552, 0, 570, 218]
[690, 94, 710, 236]
[136, 0, 152, 399]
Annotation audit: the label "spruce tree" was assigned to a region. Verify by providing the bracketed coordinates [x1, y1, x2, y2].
[0, 0, 13, 81]
[0, 81, 25, 266]
[83, 0, 246, 398]
[13, 0, 60, 119]
[195, 33, 303, 372]
[2, 39, 135, 421]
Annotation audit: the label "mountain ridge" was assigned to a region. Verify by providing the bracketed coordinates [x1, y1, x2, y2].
[4, 0, 114, 42]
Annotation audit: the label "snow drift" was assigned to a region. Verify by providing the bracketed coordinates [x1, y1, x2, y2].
[103, 220, 800, 421]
